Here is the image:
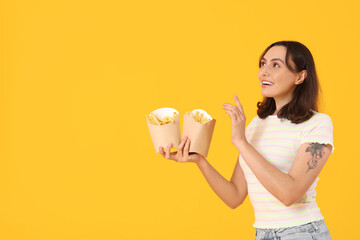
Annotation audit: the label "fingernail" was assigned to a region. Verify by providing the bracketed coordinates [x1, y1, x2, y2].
[184, 136, 188, 140]
[168, 143, 172, 147]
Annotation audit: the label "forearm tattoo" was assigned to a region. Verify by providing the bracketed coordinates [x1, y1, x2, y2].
[305, 143, 327, 173]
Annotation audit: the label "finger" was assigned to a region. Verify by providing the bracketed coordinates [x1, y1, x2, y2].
[233, 94, 245, 114]
[177, 136, 188, 151]
[223, 106, 237, 115]
[168, 152, 177, 161]
[159, 146, 166, 158]
[184, 137, 191, 158]
[225, 109, 237, 121]
[233, 94, 241, 107]
[165, 143, 172, 159]
[222, 103, 237, 109]
[223, 103, 241, 115]
[223, 102, 239, 106]
[223, 105, 241, 117]
[177, 136, 188, 158]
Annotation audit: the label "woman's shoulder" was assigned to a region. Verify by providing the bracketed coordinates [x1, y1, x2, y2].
[249, 115, 261, 124]
[303, 110, 334, 128]
[246, 115, 260, 129]
[309, 110, 333, 122]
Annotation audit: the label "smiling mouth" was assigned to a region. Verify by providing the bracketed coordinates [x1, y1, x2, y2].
[261, 80, 274, 86]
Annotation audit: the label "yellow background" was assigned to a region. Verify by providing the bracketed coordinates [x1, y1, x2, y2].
[1, 0, 359, 239]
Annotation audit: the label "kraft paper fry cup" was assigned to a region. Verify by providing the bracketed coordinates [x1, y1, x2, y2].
[182, 109, 216, 157]
[146, 108, 181, 153]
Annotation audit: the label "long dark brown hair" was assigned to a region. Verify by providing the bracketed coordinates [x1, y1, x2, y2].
[257, 41, 320, 124]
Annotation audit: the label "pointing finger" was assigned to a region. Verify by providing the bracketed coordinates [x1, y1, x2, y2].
[233, 94, 244, 114]
[233, 94, 241, 108]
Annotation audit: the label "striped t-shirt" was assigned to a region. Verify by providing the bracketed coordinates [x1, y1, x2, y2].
[239, 111, 334, 228]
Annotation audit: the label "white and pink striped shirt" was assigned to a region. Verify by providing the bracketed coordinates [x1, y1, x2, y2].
[239, 111, 334, 228]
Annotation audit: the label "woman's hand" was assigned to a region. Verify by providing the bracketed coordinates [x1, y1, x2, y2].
[159, 136, 205, 165]
[223, 94, 247, 147]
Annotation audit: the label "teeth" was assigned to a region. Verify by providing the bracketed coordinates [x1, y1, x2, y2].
[263, 81, 274, 85]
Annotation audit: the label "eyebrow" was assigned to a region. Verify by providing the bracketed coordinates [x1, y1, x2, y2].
[261, 57, 285, 64]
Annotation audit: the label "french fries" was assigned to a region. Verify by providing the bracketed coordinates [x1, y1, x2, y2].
[146, 112, 177, 125]
[186, 111, 211, 124]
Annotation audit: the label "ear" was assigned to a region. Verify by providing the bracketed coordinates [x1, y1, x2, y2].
[295, 70, 307, 85]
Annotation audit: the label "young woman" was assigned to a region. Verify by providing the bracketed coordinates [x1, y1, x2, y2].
[159, 41, 334, 240]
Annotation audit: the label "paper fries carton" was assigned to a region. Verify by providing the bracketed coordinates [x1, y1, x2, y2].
[182, 109, 216, 157]
[146, 108, 181, 153]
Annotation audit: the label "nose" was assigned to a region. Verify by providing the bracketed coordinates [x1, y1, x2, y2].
[259, 64, 270, 77]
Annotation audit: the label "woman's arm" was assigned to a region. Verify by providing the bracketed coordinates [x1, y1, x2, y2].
[159, 137, 248, 209]
[223, 95, 332, 206]
[235, 141, 332, 206]
[196, 154, 248, 209]
[223, 94, 332, 206]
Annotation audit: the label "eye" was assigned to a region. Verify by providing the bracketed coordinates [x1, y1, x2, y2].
[273, 63, 280, 68]
[260, 61, 266, 67]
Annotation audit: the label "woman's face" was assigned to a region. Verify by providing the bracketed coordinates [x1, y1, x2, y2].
[258, 46, 304, 101]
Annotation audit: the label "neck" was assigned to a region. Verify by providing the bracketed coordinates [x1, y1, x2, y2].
[273, 95, 293, 115]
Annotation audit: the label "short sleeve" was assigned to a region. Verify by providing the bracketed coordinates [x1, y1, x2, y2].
[245, 116, 258, 139]
[300, 114, 335, 154]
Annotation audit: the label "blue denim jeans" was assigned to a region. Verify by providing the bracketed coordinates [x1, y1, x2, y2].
[255, 219, 331, 240]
